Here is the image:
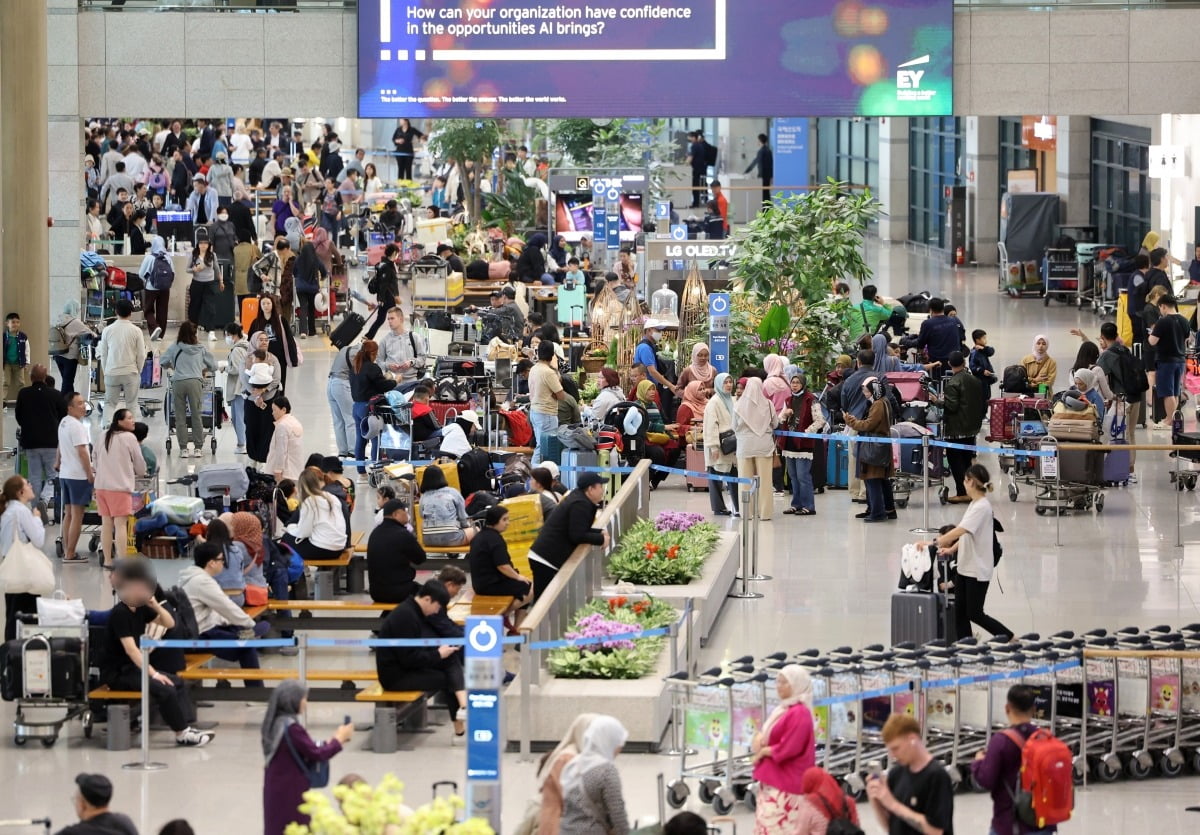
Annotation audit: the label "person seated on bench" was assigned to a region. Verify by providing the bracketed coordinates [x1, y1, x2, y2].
[418, 466, 476, 548]
[180, 542, 272, 686]
[101, 558, 214, 747]
[319, 456, 353, 533]
[468, 505, 533, 622]
[283, 469, 348, 561]
[528, 473, 610, 599]
[373, 484, 397, 525]
[376, 580, 467, 736]
[530, 467, 563, 518]
[428, 566, 468, 638]
[368, 499, 426, 605]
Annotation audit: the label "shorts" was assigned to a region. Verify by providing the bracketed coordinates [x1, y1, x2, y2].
[60, 478, 94, 508]
[95, 488, 133, 517]
[1156, 360, 1185, 398]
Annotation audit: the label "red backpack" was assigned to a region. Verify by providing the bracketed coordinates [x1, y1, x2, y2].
[1001, 728, 1074, 829]
[500, 409, 533, 447]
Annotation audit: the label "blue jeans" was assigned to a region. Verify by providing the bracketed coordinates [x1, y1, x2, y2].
[23, 448, 57, 503]
[785, 455, 815, 512]
[201, 622, 271, 686]
[529, 411, 559, 465]
[353, 400, 378, 474]
[864, 477, 894, 520]
[228, 393, 246, 447]
[327, 377, 356, 456]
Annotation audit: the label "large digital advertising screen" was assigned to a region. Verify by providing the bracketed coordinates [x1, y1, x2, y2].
[358, 0, 953, 118]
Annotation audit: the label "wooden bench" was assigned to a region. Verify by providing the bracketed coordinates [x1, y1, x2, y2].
[411, 502, 471, 556]
[356, 684, 436, 752]
[178, 667, 379, 685]
[260, 595, 514, 629]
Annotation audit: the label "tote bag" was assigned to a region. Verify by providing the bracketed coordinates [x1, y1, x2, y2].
[0, 538, 55, 596]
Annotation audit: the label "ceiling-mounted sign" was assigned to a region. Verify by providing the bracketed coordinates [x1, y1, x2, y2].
[1021, 116, 1057, 152]
[1149, 145, 1186, 179]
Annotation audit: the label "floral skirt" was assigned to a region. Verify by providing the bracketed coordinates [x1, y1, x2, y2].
[754, 784, 805, 835]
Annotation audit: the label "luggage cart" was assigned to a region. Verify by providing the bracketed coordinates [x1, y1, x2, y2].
[1042, 248, 1079, 306]
[9, 620, 92, 747]
[887, 373, 949, 508]
[1168, 425, 1200, 491]
[163, 375, 223, 454]
[1032, 436, 1105, 515]
[0, 819, 51, 833]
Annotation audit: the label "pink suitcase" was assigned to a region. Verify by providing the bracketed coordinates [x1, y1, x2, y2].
[685, 445, 709, 492]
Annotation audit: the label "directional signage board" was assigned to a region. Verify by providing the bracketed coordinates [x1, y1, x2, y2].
[708, 292, 730, 374]
[465, 616, 503, 831]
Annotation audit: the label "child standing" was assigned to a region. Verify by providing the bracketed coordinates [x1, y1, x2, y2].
[968, 329, 996, 409]
[3, 313, 29, 403]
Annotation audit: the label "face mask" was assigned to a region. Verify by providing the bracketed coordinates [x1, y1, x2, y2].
[225, 335, 234, 346]
[217, 213, 228, 221]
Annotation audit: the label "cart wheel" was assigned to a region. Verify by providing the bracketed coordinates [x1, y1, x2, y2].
[1095, 494, 1105, 513]
[1008, 484, 1018, 502]
[1189, 477, 1197, 491]
[686, 485, 694, 493]
[1044, 294, 1050, 306]
[741, 782, 758, 812]
[665, 780, 689, 809]
[13, 735, 26, 746]
[1035, 507, 1046, 516]
[165, 438, 172, 453]
[89, 535, 100, 553]
[1125, 755, 1153, 780]
[697, 781, 716, 804]
[40, 735, 57, 748]
[711, 788, 735, 816]
[55, 538, 64, 558]
[1092, 758, 1121, 783]
[82, 710, 93, 739]
[1177, 478, 1186, 492]
[896, 499, 908, 509]
[938, 486, 949, 505]
[211, 438, 218, 453]
[1159, 752, 1185, 778]
[1191, 748, 1200, 773]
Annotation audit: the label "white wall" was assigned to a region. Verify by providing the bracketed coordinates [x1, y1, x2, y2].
[1156, 114, 1200, 259]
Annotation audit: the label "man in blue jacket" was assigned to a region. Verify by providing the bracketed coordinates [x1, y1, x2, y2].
[917, 298, 962, 370]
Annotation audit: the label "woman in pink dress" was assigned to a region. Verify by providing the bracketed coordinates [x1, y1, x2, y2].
[751, 665, 816, 835]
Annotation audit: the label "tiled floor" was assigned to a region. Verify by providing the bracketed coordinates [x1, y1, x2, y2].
[3, 242, 1200, 832]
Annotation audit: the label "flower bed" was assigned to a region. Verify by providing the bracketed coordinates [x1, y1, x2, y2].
[547, 596, 677, 679]
[606, 512, 721, 585]
[288, 773, 493, 835]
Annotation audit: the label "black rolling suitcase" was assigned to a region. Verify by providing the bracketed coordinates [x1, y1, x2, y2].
[891, 554, 957, 646]
[810, 439, 828, 492]
[329, 312, 366, 349]
[1, 637, 85, 701]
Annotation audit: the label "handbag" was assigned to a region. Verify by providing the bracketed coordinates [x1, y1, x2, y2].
[36, 590, 86, 625]
[718, 429, 736, 455]
[283, 723, 331, 788]
[857, 436, 893, 468]
[243, 584, 268, 607]
[0, 536, 55, 596]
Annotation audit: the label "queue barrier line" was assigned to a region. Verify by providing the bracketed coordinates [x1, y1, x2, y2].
[140, 638, 296, 650]
[772, 430, 1054, 458]
[646, 464, 755, 486]
[559, 465, 639, 474]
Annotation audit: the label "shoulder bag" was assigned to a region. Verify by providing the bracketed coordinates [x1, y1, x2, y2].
[0, 532, 55, 596]
[283, 723, 331, 788]
[718, 429, 737, 455]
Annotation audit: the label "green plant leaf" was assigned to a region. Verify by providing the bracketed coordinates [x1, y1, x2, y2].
[757, 304, 791, 344]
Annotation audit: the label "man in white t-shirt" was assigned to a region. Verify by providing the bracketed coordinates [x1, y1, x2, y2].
[228, 127, 255, 166]
[55, 393, 94, 562]
[96, 299, 147, 412]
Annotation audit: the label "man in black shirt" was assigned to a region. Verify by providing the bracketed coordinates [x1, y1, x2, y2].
[102, 560, 213, 747]
[527, 472, 609, 598]
[685, 131, 708, 208]
[916, 298, 961, 368]
[367, 499, 426, 604]
[1149, 293, 1191, 428]
[436, 243, 465, 274]
[868, 714, 955, 834]
[743, 132, 774, 207]
[56, 773, 138, 835]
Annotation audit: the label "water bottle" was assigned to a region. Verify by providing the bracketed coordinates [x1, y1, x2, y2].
[500, 430, 508, 447]
[222, 487, 231, 515]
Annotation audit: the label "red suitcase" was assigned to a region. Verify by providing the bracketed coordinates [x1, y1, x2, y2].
[685, 444, 709, 492]
[988, 397, 1050, 442]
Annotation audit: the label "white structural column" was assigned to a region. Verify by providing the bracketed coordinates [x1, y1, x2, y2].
[48, 0, 83, 322]
[1055, 115, 1091, 227]
[877, 117, 909, 243]
[964, 116, 999, 266]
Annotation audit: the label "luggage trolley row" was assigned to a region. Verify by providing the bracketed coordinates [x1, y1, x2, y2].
[663, 623, 1200, 814]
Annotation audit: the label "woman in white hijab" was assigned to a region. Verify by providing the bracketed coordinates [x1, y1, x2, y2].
[733, 377, 780, 522]
[751, 665, 817, 835]
[516, 712, 599, 835]
[558, 715, 630, 835]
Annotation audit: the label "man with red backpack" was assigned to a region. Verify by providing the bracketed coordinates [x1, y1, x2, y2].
[972, 685, 1072, 834]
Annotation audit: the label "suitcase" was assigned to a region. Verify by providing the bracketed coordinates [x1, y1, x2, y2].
[810, 439, 828, 492]
[561, 449, 599, 490]
[1046, 415, 1100, 442]
[988, 397, 1050, 441]
[1, 637, 85, 701]
[329, 311, 366, 349]
[195, 463, 251, 502]
[685, 445, 709, 492]
[826, 438, 849, 489]
[240, 296, 260, 336]
[1059, 446, 1104, 486]
[140, 353, 161, 388]
[891, 551, 957, 646]
[1103, 441, 1130, 485]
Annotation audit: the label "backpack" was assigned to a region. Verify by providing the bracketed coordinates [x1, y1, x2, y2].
[161, 586, 200, 639]
[1002, 364, 1028, 393]
[48, 324, 71, 356]
[993, 517, 1004, 566]
[814, 793, 864, 835]
[457, 447, 494, 496]
[149, 253, 175, 290]
[703, 140, 718, 166]
[1001, 727, 1074, 829]
[898, 292, 932, 313]
[1112, 345, 1149, 398]
[367, 272, 379, 295]
[465, 259, 490, 281]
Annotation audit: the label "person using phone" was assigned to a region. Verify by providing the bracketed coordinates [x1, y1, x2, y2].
[374, 580, 467, 736]
[867, 714, 955, 834]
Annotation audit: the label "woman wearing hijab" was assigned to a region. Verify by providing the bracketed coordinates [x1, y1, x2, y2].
[559, 715, 630, 835]
[262, 681, 353, 835]
[1066, 367, 1106, 423]
[674, 380, 708, 429]
[52, 300, 97, 397]
[843, 377, 896, 523]
[734, 377, 780, 521]
[676, 342, 716, 393]
[1019, 335, 1057, 394]
[791, 767, 861, 834]
[778, 371, 825, 516]
[636, 378, 681, 488]
[584, 368, 625, 423]
[870, 333, 930, 375]
[548, 234, 570, 276]
[751, 665, 817, 835]
[248, 294, 300, 390]
[761, 354, 791, 412]
[704, 372, 739, 517]
[528, 713, 599, 835]
[517, 231, 551, 284]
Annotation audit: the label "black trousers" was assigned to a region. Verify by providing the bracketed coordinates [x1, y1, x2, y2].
[4, 593, 37, 642]
[708, 466, 740, 514]
[187, 280, 216, 327]
[954, 575, 1012, 641]
[690, 169, 707, 206]
[396, 154, 415, 181]
[380, 660, 464, 720]
[296, 291, 317, 337]
[760, 178, 772, 206]
[109, 670, 189, 732]
[945, 436, 975, 497]
[244, 397, 276, 463]
[531, 559, 560, 601]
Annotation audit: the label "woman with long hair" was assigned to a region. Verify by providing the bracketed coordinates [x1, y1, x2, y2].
[362, 162, 384, 195]
[283, 470, 348, 561]
[93, 408, 147, 568]
[349, 340, 396, 477]
[418, 466, 476, 547]
[0, 475, 46, 641]
[248, 294, 299, 390]
[160, 320, 217, 458]
[262, 681, 352, 835]
[291, 241, 328, 339]
[186, 237, 220, 331]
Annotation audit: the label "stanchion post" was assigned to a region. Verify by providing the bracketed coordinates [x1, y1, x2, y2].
[1055, 443, 1062, 547]
[729, 484, 763, 599]
[519, 640, 533, 761]
[910, 437, 939, 534]
[1175, 446, 1183, 547]
[748, 476, 771, 581]
[298, 634, 309, 724]
[1081, 656, 1089, 790]
[123, 642, 167, 771]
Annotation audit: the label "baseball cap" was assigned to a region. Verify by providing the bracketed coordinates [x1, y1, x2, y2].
[382, 498, 410, 516]
[192, 172, 206, 181]
[577, 472, 605, 490]
[75, 773, 114, 807]
[321, 456, 344, 474]
[489, 290, 504, 299]
[459, 409, 481, 428]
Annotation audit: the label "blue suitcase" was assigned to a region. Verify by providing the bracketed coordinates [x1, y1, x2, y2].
[826, 438, 849, 489]
[560, 449, 598, 490]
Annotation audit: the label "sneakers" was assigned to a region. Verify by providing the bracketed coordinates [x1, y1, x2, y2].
[149, 327, 163, 341]
[235, 445, 247, 455]
[208, 330, 216, 342]
[176, 727, 214, 747]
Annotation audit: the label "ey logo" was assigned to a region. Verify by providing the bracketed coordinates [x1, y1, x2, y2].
[897, 54, 929, 89]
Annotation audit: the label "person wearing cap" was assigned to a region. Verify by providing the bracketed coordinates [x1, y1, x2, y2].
[527, 472, 611, 599]
[436, 242, 465, 274]
[367, 498, 426, 604]
[243, 350, 282, 466]
[635, 321, 679, 422]
[185, 171, 218, 225]
[434, 408, 481, 459]
[207, 150, 235, 207]
[378, 306, 428, 383]
[58, 772, 138, 835]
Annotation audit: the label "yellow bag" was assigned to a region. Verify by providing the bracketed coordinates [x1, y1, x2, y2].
[499, 494, 543, 578]
[1117, 291, 1133, 347]
[415, 459, 460, 492]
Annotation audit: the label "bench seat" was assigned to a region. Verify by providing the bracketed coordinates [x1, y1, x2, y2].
[88, 685, 141, 700]
[178, 668, 379, 682]
[355, 683, 425, 703]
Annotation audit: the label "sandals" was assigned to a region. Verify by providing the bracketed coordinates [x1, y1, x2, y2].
[783, 507, 816, 516]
